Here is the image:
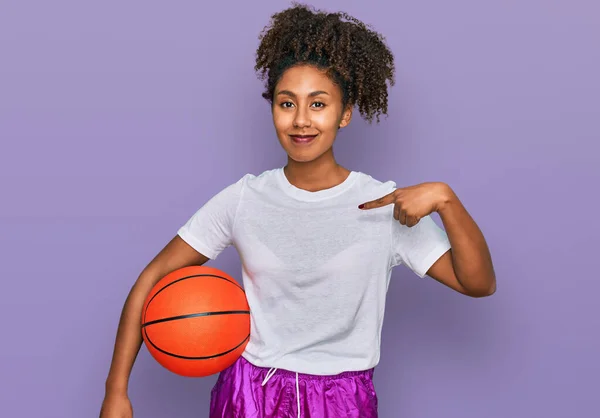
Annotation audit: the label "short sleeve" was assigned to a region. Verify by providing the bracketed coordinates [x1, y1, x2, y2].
[177, 175, 247, 260]
[390, 214, 451, 278]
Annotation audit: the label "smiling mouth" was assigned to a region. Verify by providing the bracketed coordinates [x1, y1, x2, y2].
[290, 134, 318, 144]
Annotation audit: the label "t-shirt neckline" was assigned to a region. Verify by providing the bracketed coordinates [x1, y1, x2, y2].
[276, 167, 359, 202]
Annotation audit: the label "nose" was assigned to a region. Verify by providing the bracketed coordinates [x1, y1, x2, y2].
[293, 106, 311, 128]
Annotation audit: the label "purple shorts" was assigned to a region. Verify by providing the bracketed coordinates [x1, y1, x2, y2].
[209, 356, 378, 418]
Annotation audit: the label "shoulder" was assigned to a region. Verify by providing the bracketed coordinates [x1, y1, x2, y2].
[354, 171, 397, 201]
[234, 167, 284, 192]
[212, 168, 281, 199]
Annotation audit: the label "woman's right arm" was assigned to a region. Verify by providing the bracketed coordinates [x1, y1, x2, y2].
[100, 235, 209, 417]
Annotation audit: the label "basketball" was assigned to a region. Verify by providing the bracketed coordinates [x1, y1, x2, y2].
[141, 265, 250, 377]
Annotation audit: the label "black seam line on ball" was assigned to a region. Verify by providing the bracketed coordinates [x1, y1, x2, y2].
[142, 310, 250, 328]
[143, 273, 245, 323]
[143, 330, 251, 360]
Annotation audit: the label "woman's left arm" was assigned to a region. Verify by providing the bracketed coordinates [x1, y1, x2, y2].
[359, 182, 496, 297]
[427, 183, 496, 297]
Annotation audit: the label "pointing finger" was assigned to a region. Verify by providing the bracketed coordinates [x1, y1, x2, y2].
[359, 191, 396, 210]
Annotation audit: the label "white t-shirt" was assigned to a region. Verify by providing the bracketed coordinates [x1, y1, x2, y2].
[177, 167, 451, 375]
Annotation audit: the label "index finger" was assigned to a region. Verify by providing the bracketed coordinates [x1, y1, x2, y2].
[358, 191, 396, 209]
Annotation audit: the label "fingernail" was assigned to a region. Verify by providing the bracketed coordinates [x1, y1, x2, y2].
[358, 204, 365, 209]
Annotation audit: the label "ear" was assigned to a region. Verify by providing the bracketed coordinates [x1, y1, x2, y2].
[339, 106, 353, 129]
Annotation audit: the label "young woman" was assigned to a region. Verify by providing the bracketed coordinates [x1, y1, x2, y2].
[100, 4, 496, 418]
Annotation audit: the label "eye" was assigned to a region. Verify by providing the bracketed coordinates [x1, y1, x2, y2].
[278, 101, 325, 109]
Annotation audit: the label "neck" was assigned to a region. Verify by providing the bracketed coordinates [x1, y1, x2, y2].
[284, 149, 350, 192]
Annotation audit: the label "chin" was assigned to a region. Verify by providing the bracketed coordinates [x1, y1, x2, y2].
[279, 137, 332, 164]
[287, 153, 319, 163]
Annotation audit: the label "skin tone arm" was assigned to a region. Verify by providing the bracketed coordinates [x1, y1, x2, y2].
[100, 236, 208, 416]
[426, 184, 496, 297]
[360, 182, 496, 298]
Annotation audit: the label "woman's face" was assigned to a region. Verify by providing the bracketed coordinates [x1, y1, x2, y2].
[272, 65, 352, 164]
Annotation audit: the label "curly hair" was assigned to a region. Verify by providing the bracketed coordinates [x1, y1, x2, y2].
[254, 3, 395, 124]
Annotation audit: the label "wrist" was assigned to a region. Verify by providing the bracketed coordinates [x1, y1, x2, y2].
[105, 377, 129, 397]
[434, 182, 455, 213]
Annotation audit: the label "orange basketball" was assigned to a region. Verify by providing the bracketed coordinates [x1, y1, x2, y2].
[141, 265, 250, 377]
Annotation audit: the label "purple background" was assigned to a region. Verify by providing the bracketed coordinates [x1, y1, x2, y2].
[1, 1, 598, 417]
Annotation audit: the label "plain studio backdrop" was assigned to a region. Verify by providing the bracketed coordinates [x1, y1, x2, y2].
[0, 1, 598, 417]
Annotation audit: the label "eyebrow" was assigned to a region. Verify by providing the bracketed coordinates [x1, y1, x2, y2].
[276, 90, 329, 98]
